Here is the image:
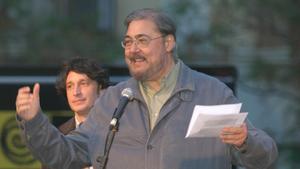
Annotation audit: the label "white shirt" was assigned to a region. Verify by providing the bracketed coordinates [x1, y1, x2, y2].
[75, 116, 94, 169]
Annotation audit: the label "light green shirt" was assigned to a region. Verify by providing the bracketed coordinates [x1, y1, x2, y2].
[139, 61, 180, 130]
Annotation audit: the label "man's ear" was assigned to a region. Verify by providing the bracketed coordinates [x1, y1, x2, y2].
[164, 35, 176, 52]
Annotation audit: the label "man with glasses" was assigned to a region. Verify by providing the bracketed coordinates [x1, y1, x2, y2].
[15, 8, 277, 169]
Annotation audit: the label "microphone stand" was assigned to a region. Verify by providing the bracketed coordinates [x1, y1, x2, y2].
[98, 88, 133, 169]
[98, 109, 120, 169]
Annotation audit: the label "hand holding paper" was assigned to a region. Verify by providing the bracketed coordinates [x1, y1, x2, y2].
[185, 103, 248, 138]
[220, 123, 248, 147]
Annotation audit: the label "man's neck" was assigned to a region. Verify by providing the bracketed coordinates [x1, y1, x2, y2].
[74, 113, 88, 125]
[144, 59, 175, 92]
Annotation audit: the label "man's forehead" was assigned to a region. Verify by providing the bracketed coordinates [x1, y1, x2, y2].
[124, 34, 149, 39]
[126, 20, 159, 34]
[66, 72, 90, 81]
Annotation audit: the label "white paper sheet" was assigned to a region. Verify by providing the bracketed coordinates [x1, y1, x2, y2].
[185, 103, 248, 138]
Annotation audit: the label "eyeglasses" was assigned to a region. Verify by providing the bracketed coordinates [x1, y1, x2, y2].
[121, 35, 165, 49]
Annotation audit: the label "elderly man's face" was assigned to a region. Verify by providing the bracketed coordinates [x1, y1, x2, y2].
[124, 19, 175, 82]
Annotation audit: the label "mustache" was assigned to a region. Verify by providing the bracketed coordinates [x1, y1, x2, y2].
[129, 55, 146, 62]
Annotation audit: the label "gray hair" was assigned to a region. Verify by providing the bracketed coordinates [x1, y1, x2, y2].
[124, 8, 178, 58]
[124, 8, 177, 40]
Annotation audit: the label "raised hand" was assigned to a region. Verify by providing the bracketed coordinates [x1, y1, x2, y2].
[15, 83, 41, 121]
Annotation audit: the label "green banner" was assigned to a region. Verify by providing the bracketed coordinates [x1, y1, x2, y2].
[0, 111, 71, 169]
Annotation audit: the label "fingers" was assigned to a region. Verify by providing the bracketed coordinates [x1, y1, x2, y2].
[222, 124, 245, 134]
[16, 86, 32, 112]
[220, 132, 245, 146]
[220, 123, 248, 147]
[33, 83, 40, 101]
[15, 83, 41, 121]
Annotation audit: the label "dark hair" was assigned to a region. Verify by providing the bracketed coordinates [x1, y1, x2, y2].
[55, 57, 109, 97]
[124, 8, 177, 40]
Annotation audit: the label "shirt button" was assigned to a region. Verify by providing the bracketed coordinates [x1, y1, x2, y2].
[147, 144, 153, 150]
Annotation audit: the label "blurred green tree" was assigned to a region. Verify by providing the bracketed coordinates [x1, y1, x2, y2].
[164, 0, 300, 168]
[0, 0, 122, 65]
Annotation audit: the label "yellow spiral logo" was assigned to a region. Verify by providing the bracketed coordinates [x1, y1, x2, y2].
[1, 117, 37, 164]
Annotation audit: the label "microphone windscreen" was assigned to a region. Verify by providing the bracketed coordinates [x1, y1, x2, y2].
[121, 88, 133, 100]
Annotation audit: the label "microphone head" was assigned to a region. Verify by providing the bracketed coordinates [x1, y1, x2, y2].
[121, 88, 133, 101]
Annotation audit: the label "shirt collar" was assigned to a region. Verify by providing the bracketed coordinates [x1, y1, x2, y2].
[140, 61, 180, 95]
[74, 115, 81, 128]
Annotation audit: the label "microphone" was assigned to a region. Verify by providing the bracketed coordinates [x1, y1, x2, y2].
[110, 88, 133, 128]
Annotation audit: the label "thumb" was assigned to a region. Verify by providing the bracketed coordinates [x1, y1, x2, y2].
[33, 83, 40, 101]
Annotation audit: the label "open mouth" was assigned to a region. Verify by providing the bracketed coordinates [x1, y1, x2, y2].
[130, 56, 146, 63]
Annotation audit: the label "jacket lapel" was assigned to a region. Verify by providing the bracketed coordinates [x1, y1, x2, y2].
[58, 117, 76, 135]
